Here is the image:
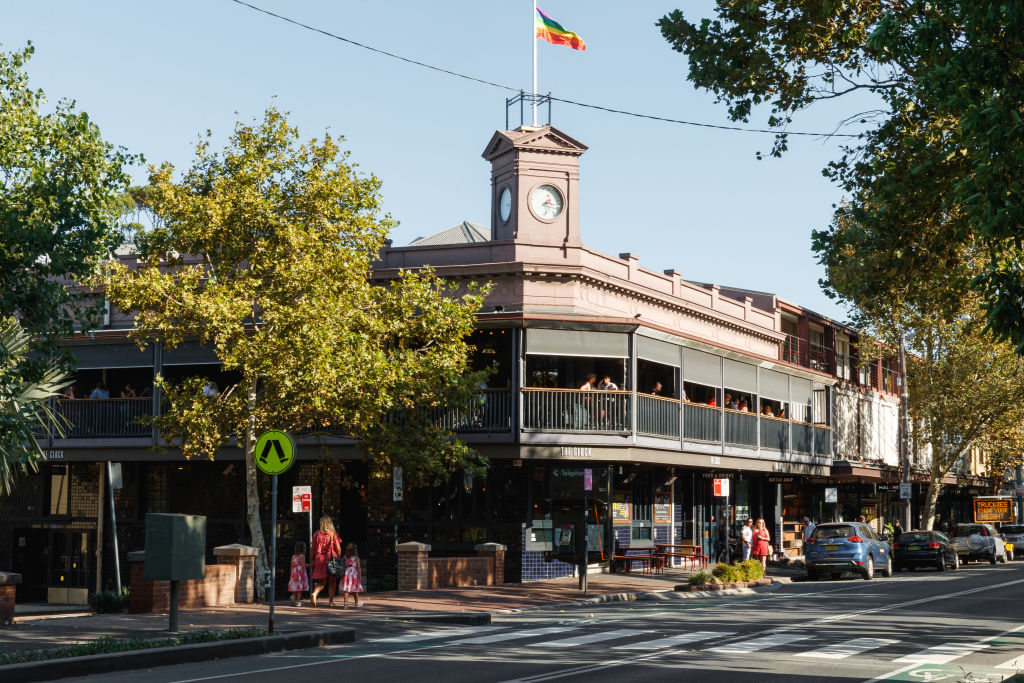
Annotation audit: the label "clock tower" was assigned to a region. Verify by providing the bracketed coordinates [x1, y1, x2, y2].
[482, 126, 587, 247]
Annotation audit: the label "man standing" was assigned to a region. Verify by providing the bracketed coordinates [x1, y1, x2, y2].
[802, 516, 816, 543]
[741, 518, 754, 561]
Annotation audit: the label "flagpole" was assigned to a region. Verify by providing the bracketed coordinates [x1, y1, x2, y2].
[532, 0, 538, 126]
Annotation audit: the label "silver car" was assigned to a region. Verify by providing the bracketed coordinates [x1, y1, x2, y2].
[1000, 524, 1024, 559]
[951, 523, 1008, 564]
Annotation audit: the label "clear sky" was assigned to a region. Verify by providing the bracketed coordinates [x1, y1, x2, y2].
[2, 1, 874, 322]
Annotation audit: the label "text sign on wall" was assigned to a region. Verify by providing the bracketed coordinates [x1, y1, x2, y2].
[292, 485, 311, 513]
[825, 487, 838, 503]
[974, 497, 1014, 524]
[612, 492, 631, 523]
[713, 478, 730, 497]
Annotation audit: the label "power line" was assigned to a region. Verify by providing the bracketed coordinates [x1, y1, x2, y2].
[230, 0, 861, 140]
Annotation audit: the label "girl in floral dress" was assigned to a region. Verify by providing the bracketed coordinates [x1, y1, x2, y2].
[341, 543, 365, 608]
[288, 541, 310, 606]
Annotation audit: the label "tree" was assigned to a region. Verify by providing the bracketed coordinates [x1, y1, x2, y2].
[102, 108, 489, 594]
[0, 318, 69, 494]
[0, 43, 137, 341]
[658, 3, 1024, 351]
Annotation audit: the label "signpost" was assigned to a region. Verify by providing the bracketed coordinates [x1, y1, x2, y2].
[253, 430, 296, 634]
[393, 466, 403, 554]
[292, 485, 312, 555]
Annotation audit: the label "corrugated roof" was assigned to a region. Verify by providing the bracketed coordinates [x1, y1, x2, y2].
[408, 221, 490, 246]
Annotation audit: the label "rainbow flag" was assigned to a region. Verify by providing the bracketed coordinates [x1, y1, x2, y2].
[535, 8, 586, 51]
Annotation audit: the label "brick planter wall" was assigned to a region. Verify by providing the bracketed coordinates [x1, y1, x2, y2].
[0, 572, 21, 627]
[396, 542, 430, 591]
[129, 554, 238, 613]
[398, 542, 508, 590]
[427, 557, 492, 588]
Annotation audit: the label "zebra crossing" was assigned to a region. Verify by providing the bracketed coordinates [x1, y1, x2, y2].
[369, 621, 1024, 672]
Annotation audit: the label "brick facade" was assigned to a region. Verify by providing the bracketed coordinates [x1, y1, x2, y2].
[128, 554, 240, 613]
[398, 542, 508, 590]
[0, 585, 16, 626]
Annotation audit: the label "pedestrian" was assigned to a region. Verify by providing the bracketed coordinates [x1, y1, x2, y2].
[892, 520, 903, 541]
[741, 518, 754, 562]
[341, 542, 365, 608]
[309, 515, 342, 608]
[802, 516, 816, 544]
[288, 541, 310, 606]
[753, 518, 771, 572]
[89, 382, 109, 399]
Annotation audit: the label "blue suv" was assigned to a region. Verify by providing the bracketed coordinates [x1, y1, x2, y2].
[805, 522, 893, 580]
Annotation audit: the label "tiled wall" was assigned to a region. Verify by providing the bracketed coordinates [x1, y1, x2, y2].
[519, 526, 574, 581]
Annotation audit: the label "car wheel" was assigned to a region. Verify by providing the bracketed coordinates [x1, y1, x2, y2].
[863, 555, 875, 580]
[951, 553, 960, 571]
[806, 569, 819, 581]
[936, 553, 946, 572]
[830, 572, 841, 580]
[883, 554, 893, 577]
[990, 552, 998, 565]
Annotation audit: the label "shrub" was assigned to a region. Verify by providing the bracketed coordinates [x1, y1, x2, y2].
[90, 587, 130, 613]
[688, 570, 713, 585]
[712, 562, 744, 583]
[368, 573, 396, 593]
[739, 559, 765, 581]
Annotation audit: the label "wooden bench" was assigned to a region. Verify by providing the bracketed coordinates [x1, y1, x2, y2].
[613, 547, 663, 574]
[656, 544, 709, 571]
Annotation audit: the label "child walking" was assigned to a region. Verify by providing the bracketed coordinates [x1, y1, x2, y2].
[341, 542, 364, 608]
[288, 541, 310, 606]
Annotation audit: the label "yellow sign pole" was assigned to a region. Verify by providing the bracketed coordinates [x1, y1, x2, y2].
[254, 430, 296, 634]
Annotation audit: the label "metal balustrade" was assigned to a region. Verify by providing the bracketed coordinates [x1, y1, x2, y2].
[792, 422, 813, 454]
[429, 390, 513, 432]
[724, 410, 758, 448]
[57, 399, 151, 438]
[683, 403, 720, 442]
[760, 416, 789, 451]
[522, 389, 630, 433]
[637, 394, 680, 438]
[813, 426, 832, 456]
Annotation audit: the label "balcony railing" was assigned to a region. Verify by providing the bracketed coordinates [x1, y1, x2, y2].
[683, 402, 720, 442]
[813, 426, 832, 457]
[881, 367, 899, 393]
[637, 394, 679, 438]
[57, 399, 151, 438]
[792, 421, 813, 454]
[760, 415, 789, 451]
[522, 389, 630, 433]
[429, 389, 513, 432]
[724, 410, 758, 448]
[782, 334, 835, 374]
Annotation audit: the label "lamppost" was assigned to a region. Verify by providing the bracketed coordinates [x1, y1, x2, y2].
[899, 330, 912, 530]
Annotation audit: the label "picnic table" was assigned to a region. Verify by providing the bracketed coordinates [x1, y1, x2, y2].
[656, 544, 709, 571]
[612, 546, 664, 574]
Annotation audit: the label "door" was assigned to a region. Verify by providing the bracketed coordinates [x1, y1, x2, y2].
[11, 529, 49, 602]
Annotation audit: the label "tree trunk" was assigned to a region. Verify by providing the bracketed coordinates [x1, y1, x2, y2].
[244, 378, 269, 601]
[922, 463, 943, 531]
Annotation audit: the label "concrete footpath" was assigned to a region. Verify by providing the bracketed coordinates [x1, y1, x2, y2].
[1, 565, 802, 657]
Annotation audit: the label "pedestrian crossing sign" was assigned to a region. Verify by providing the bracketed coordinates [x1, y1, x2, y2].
[254, 430, 296, 476]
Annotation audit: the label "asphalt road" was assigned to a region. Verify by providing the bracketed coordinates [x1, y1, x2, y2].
[69, 562, 1024, 683]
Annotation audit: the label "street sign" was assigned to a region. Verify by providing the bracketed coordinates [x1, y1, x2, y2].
[713, 478, 730, 497]
[109, 462, 123, 489]
[583, 468, 592, 492]
[825, 487, 837, 503]
[292, 485, 311, 513]
[899, 482, 912, 500]
[254, 430, 295, 476]
[974, 497, 1014, 523]
[393, 466, 403, 502]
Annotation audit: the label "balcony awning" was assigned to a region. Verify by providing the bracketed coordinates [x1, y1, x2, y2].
[636, 336, 680, 367]
[162, 341, 221, 366]
[525, 328, 628, 358]
[67, 343, 153, 369]
[759, 368, 789, 401]
[724, 359, 757, 394]
[682, 348, 721, 387]
[791, 377, 813, 406]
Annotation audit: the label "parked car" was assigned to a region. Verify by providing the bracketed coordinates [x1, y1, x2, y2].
[950, 523, 1008, 564]
[805, 522, 892, 580]
[892, 530, 959, 572]
[1000, 524, 1024, 560]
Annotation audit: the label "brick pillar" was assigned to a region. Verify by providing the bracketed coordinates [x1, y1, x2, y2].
[396, 541, 431, 590]
[475, 543, 507, 585]
[213, 544, 257, 604]
[0, 572, 21, 626]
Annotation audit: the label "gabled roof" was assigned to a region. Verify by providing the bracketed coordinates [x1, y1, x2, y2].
[408, 221, 490, 246]
[482, 125, 588, 162]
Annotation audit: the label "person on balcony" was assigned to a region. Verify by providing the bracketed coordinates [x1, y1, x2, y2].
[597, 375, 618, 390]
[650, 381, 663, 396]
[202, 381, 219, 397]
[89, 382, 109, 399]
[723, 393, 734, 409]
[761, 404, 773, 416]
[121, 383, 136, 398]
[706, 394, 717, 407]
[64, 385, 78, 399]
[738, 399, 750, 412]
[579, 374, 597, 390]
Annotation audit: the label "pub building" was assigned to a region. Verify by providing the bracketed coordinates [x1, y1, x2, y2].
[4, 124, 966, 601]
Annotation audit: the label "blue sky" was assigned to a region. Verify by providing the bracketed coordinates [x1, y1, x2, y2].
[2, 1, 875, 321]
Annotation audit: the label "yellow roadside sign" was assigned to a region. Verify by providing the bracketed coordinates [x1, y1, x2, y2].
[254, 430, 296, 476]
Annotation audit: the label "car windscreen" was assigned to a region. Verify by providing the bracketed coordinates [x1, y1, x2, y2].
[898, 533, 933, 543]
[812, 525, 857, 540]
[1001, 525, 1024, 534]
[954, 524, 986, 536]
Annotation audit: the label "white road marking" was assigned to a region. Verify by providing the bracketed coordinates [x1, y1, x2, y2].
[995, 652, 1024, 669]
[892, 641, 990, 664]
[457, 626, 575, 644]
[533, 628, 651, 648]
[705, 633, 812, 654]
[863, 625, 1024, 682]
[796, 637, 899, 659]
[611, 630, 733, 650]
[371, 626, 500, 643]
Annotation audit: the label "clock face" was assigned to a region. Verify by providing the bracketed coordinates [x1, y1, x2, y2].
[499, 187, 512, 223]
[529, 184, 564, 220]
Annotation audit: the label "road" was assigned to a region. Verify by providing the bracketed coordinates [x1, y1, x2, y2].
[70, 562, 1024, 683]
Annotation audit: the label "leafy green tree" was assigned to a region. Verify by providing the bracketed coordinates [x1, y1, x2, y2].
[658, 2, 1024, 350]
[0, 318, 69, 494]
[102, 108, 488, 593]
[0, 43, 137, 340]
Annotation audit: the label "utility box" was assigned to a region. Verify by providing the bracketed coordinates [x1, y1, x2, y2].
[144, 513, 206, 581]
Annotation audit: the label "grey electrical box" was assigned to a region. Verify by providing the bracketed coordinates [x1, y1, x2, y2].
[144, 513, 206, 581]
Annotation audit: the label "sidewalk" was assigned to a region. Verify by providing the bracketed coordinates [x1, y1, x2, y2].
[0, 571, 681, 656]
